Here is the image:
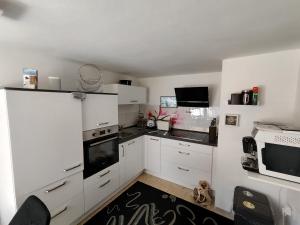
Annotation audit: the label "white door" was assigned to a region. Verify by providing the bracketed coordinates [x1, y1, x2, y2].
[6, 90, 83, 197]
[125, 139, 139, 180]
[145, 136, 161, 175]
[82, 94, 118, 131]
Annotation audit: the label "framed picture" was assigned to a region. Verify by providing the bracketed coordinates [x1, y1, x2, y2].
[225, 114, 240, 126]
[160, 96, 177, 108]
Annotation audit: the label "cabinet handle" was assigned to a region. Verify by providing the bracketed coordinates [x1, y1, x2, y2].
[178, 151, 190, 155]
[45, 181, 67, 193]
[51, 206, 68, 219]
[179, 143, 191, 147]
[150, 138, 159, 141]
[99, 170, 111, 178]
[64, 163, 82, 172]
[121, 145, 125, 157]
[130, 100, 138, 103]
[128, 141, 135, 146]
[177, 166, 190, 172]
[99, 179, 111, 188]
[90, 137, 118, 146]
[97, 122, 109, 126]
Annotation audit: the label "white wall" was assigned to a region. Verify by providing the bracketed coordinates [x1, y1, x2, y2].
[139, 72, 221, 107]
[0, 48, 138, 90]
[214, 49, 300, 224]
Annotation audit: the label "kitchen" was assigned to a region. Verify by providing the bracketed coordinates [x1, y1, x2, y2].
[0, 1, 300, 225]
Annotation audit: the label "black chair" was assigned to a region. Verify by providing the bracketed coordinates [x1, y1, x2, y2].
[9, 195, 51, 225]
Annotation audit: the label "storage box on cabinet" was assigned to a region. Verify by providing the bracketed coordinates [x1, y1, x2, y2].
[84, 163, 119, 213]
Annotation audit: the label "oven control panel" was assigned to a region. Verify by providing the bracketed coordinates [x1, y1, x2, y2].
[83, 125, 118, 141]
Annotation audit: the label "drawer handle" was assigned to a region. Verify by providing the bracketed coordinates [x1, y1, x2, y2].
[121, 145, 125, 157]
[130, 100, 138, 103]
[51, 206, 68, 219]
[45, 181, 67, 193]
[128, 141, 135, 146]
[179, 143, 191, 147]
[99, 179, 111, 188]
[64, 163, 81, 172]
[150, 138, 159, 141]
[178, 151, 190, 155]
[177, 166, 190, 172]
[99, 170, 111, 178]
[97, 122, 109, 126]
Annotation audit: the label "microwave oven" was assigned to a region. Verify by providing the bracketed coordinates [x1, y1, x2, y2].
[254, 127, 300, 183]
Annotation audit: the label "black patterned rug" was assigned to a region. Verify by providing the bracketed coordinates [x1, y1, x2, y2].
[85, 181, 234, 225]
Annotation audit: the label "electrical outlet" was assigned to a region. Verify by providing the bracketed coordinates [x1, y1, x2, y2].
[282, 206, 292, 217]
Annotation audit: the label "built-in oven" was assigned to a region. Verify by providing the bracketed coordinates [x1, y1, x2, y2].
[83, 125, 119, 179]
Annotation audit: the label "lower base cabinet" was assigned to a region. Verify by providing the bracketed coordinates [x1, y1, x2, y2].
[119, 137, 144, 187]
[17, 172, 84, 225]
[83, 163, 119, 213]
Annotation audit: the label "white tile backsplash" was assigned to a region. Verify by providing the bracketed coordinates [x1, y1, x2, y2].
[118, 105, 140, 128]
[143, 104, 219, 132]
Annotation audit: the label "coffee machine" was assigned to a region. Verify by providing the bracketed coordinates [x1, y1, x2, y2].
[241, 136, 259, 172]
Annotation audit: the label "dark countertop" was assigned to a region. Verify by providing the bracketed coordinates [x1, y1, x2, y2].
[119, 126, 218, 147]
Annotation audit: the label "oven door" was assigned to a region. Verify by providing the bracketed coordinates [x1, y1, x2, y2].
[257, 142, 300, 183]
[83, 134, 119, 179]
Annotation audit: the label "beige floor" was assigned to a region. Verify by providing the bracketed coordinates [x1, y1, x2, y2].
[79, 173, 233, 224]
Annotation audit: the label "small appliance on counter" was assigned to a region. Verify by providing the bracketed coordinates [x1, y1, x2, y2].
[146, 119, 156, 128]
[253, 122, 300, 183]
[241, 136, 259, 172]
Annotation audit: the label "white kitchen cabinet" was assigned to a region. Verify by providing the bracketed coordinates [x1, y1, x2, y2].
[17, 172, 84, 225]
[119, 137, 144, 187]
[161, 138, 213, 188]
[82, 93, 118, 131]
[5, 90, 84, 197]
[0, 89, 84, 225]
[145, 136, 161, 176]
[103, 84, 147, 105]
[84, 163, 119, 213]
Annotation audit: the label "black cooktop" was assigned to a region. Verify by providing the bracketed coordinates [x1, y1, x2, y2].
[169, 129, 209, 142]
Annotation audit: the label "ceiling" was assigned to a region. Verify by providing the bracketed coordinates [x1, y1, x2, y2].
[1, 0, 300, 77]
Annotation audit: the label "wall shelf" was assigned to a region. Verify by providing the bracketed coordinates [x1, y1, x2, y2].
[247, 171, 300, 192]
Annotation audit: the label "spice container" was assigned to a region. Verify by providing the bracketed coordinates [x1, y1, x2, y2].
[252, 86, 259, 105]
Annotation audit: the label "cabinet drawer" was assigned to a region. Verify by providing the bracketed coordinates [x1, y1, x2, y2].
[161, 138, 212, 154]
[50, 193, 84, 225]
[161, 162, 211, 189]
[84, 163, 119, 212]
[17, 172, 83, 212]
[161, 146, 212, 172]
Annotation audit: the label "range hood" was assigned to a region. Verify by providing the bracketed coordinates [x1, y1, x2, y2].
[175, 87, 209, 107]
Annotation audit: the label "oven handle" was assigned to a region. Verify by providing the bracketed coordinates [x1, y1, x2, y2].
[90, 136, 118, 147]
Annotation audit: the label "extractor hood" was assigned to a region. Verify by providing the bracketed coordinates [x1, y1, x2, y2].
[175, 87, 209, 107]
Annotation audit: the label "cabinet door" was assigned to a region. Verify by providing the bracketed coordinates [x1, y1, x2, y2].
[119, 143, 126, 186]
[6, 90, 83, 197]
[145, 136, 161, 175]
[82, 94, 118, 131]
[118, 85, 146, 104]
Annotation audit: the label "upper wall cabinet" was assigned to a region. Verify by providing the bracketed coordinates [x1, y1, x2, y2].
[82, 93, 118, 131]
[103, 84, 147, 105]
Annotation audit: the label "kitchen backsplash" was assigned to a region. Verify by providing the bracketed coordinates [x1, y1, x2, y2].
[142, 105, 219, 132]
[118, 105, 140, 128]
